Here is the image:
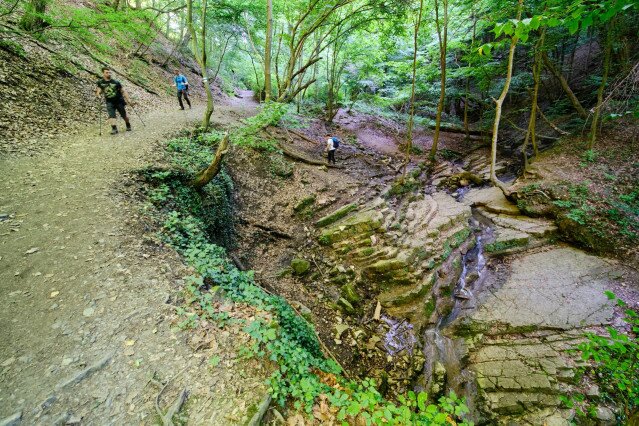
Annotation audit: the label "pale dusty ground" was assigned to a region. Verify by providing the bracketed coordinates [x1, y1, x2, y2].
[0, 96, 270, 425]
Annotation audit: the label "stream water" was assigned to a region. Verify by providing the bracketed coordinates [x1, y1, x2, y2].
[384, 215, 493, 418]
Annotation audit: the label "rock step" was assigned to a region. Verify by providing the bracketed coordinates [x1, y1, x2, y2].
[315, 203, 359, 228]
[378, 273, 437, 307]
[463, 186, 521, 216]
[352, 247, 398, 267]
[333, 234, 376, 252]
[484, 228, 532, 255]
[317, 209, 384, 246]
[479, 209, 558, 238]
[385, 294, 436, 327]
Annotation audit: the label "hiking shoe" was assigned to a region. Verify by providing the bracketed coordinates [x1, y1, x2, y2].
[110, 128, 119, 135]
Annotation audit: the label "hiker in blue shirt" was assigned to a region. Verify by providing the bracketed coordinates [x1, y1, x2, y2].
[173, 70, 191, 110]
[325, 133, 340, 164]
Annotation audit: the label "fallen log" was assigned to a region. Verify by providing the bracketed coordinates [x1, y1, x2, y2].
[251, 222, 293, 239]
[537, 108, 569, 135]
[247, 394, 272, 426]
[506, 119, 559, 141]
[277, 142, 339, 167]
[287, 128, 320, 144]
[428, 123, 487, 137]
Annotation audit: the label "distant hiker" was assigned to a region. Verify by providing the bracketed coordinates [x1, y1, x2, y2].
[325, 133, 340, 165]
[96, 67, 133, 135]
[173, 70, 191, 110]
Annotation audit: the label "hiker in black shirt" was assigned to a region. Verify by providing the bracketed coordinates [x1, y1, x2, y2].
[96, 67, 133, 135]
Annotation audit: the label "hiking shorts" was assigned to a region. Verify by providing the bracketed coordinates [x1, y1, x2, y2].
[106, 101, 127, 119]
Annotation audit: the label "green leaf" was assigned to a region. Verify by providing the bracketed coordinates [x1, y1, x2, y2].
[418, 391, 428, 411]
[567, 19, 580, 35]
[209, 355, 221, 367]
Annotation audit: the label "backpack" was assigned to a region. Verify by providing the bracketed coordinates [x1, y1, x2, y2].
[332, 137, 341, 149]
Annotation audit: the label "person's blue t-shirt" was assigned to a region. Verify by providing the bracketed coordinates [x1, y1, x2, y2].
[174, 75, 188, 91]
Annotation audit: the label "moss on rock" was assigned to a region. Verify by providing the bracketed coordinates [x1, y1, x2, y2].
[290, 258, 311, 275]
[315, 203, 358, 227]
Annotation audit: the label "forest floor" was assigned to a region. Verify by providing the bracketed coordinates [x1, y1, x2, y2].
[0, 93, 274, 425]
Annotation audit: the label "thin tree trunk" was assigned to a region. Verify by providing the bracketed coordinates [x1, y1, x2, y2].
[542, 52, 588, 118]
[402, 0, 424, 179]
[568, 33, 579, 80]
[192, 134, 230, 189]
[186, 0, 213, 129]
[264, 0, 273, 101]
[275, 27, 283, 98]
[490, 0, 522, 193]
[430, 0, 448, 160]
[463, 11, 476, 140]
[161, 33, 190, 68]
[522, 28, 546, 170]
[589, 21, 613, 149]
[212, 34, 233, 84]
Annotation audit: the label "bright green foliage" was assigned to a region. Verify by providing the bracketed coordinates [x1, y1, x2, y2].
[563, 292, 639, 422]
[232, 102, 287, 151]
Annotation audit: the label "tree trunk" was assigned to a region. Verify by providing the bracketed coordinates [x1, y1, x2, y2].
[522, 28, 546, 171]
[212, 34, 233, 84]
[490, 0, 522, 193]
[402, 0, 424, 179]
[589, 21, 613, 150]
[464, 11, 477, 140]
[19, 0, 49, 32]
[430, 0, 448, 160]
[191, 135, 230, 189]
[186, 0, 213, 129]
[264, 0, 273, 101]
[542, 52, 588, 118]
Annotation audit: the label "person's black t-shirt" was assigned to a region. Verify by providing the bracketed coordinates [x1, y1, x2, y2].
[96, 78, 124, 103]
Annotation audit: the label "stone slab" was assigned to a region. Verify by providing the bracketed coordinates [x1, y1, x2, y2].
[465, 186, 521, 215]
[472, 247, 615, 330]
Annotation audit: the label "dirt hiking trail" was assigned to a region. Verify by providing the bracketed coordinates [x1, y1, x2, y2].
[0, 95, 270, 425]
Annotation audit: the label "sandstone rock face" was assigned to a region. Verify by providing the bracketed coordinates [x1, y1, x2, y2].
[472, 248, 614, 331]
[461, 247, 618, 424]
[316, 192, 475, 328]
[315, 179, 625, 425]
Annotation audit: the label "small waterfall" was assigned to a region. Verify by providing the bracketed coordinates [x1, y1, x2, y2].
[420, 219, 491, 417]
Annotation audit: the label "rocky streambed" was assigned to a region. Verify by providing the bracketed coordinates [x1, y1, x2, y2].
[305, 170, 635, 425]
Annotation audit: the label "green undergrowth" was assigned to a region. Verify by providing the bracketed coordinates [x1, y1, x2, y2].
[562, 292, 639, 423]
[160, 211, 472, 424]
[139, 129, 473, 424]
[517, 181, 638, 254]
[140, 131, 235, 247]
[232, 101, 288, 151]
